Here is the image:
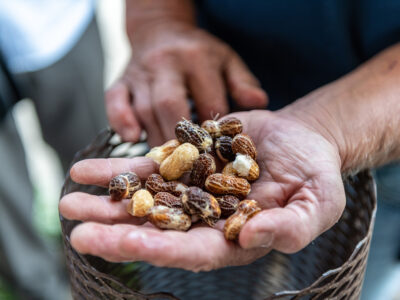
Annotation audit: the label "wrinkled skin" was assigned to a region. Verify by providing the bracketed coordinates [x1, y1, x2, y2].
[59, 110, 345, 272]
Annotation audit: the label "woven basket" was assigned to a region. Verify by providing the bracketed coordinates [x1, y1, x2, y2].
[60, 129, 377, 300]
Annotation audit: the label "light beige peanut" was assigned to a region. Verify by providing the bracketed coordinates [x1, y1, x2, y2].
[159, 143, 199, 180]
[175, 119, 213, 152]
[154, 192, 183, 209]
[147, 205, 191, 231]
[223, 200, 261, 240]
[109, 172, 141, 201]
[145, 174, 188, 196]
[145, 139, 180, 164]
[232, 154, 260, 181]
[232, 133, 257, 160]
[181, 186, 221, 227]
[205, 173, 251, 198]
[190, 153, 216, 188]
[127, 189, 154, 217]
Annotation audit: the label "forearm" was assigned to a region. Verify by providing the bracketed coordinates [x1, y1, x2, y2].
[125, 0, 195, 42]
[285, 43, 400, 174]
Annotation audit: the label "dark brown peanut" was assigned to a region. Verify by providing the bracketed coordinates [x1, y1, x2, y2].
[175, 119, 213, 152]
[148, 206, 191, 231]
[205, 173, 251, 198]
[109, 172, 141, 201]
[181, 186, 221, 227]
[217, 195, 240, 217]
[232, 133, 257, 160]
[215, 136, 235, 163]
[190, 153, 216, 188]
[223, 200, 261, 240]
[232, 154, 260, 181]
[154, 192, 183, 209]
[145, 174, 188, 197]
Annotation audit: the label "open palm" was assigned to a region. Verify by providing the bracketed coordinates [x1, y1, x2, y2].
[59, 110, 345, 271]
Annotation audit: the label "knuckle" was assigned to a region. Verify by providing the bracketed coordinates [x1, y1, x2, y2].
[157, 96, 181, 110]
[142, 48, 173, 68]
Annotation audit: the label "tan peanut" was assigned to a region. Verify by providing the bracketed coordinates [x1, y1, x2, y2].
[145, 139, 180, 164]
[190, 153, 216, 188]
[147, 205, 191, 231]
[232, 154, 260, 181]
[159, 143, 199, 180]
[181, 187, 221, 227]
[154, 192, 182, 209]
[201, 117, 243, 138]
[216, 195, 240, 217]
[109, 172, 141, 201]
[127, 189, 154, 217]
[222, 162, 237, 176]
[232, 133, 257, 160]
[175, 119, 213, 152]
[223, 200, 261, 240]
[205, 173, 251, 198]
[145, 174, 188, 196]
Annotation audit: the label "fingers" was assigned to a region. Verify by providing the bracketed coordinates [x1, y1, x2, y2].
[132, 80, 165, 147]
[188, 66, 229, 122]
[59, 192, 146, 225]
[151, 67, 190, 140]
[105, 81, 142, 142]
[239, 175, 346, 252]
[70, 222, 268, 270]
[70, 157, 158, 187]
[225, 53, 268, 109]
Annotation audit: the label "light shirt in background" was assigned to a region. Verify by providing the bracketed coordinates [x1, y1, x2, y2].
[0, 0, 94, 73]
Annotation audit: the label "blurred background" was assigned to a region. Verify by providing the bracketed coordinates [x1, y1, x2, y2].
[0, 1, 399, 300]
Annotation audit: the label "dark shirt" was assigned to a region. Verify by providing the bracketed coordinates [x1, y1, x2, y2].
[196, 0, 400, 110]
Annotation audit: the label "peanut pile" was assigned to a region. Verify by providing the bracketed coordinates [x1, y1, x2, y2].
[108, 118, 261, 241]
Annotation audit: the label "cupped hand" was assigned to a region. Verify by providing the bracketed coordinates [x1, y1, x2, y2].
[105, 21, 268, 146]
[59, 110, 345, 271]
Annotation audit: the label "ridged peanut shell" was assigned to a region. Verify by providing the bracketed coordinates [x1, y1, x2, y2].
[215, 136, 235, 163]
[160, 143, 199, 180]
[201, 120, 221, 138]
[223, 200, 261, 240]
[145, 139, 180, 164]
[219, 117, 243, 137]
[109, 172, 141, 201]
[190, 153, 216, 188]
[145, 174, 188, 196]
[232, 133, 257, 160]
[205, 173, 251, 198]
[181, 187, 221, 227]
[217, 195, 240, 217]
[175, 119, 213, 152]
[148, 205, 191, 231]
[232, 154, 260, 181]
[154, 192, 183, 209]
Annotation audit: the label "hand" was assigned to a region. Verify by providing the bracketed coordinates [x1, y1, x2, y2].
[105, 21, 267, 146]
[59, 110, 345, 271]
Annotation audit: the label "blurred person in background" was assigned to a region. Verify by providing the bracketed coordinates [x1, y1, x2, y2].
[98, 0, 399, 299]
[0, 0, 106, 299]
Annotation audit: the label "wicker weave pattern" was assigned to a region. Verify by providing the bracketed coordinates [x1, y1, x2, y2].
[60, 129, 376, 300]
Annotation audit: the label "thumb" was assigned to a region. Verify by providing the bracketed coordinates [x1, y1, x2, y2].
[225, 52, 268, 109]
[105, 80, 142, 142]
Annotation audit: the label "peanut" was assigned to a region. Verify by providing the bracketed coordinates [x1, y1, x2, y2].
[181, 186, 221, 227]
[159, 143, 199, 180]
[145, 174, 188, 196]
[175, 119, 213, 152]
[109, 172, 141, 201]
[127, 189, 154, 217]
[201, 117, 243, 138]
[205, 173, 251, 198]
[215, 136, 235, 163]
[190, 153, 216, 188]
[232, 154, 260, 181]
[232, 133, 257, 160]
[216, 195, 240, 217]
[154, 192, 182, 209]
[223, 200, 261, 240]
[145, 139, 180, 164]
[148, 206, 191, 231]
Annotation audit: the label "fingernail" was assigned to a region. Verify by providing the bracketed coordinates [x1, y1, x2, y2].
[246, 232, 273, 249]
